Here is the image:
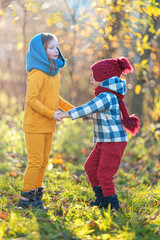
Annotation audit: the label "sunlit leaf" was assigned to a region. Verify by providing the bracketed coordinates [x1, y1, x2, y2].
[92, 21, 99, 29]
[148, 26, 156, 34]
[99, 28, 104, 34]
[133, 33, 141, 39]
[142, 34, 149, 43]
[153, 65, 159, 75]
[139, 19, 147, 27]
[108, 34, 113, 41]
[124, 34, 130, 40]
[52, 154, 64, 165]
[129, 15, 138, 23]
[140, 48, 144, 55]
[17, 42, 24, 50]
[46, 19, 52, 27]
[26, 2, 39, 13]
[12, 17, 19, 25]
[143, 43, 151, 50]
[0, 9, 5, 16]
[131, 23, 138, 29]
[136, 39, 141, 48]
[135, 85, 141, 95]
[124, 43, 132, 48]
[141, 59, 148, 66]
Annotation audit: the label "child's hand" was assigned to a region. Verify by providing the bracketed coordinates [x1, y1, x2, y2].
[58, 112, 70, 119]
[53, 110, 63, 122]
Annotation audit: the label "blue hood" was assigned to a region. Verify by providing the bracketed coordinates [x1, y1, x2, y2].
[26, 33, 65, 76]
[99, 76, 127, 96]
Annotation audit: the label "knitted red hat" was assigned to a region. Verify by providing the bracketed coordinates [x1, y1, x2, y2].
[91, 57, 134, 82]
[92, 57, 140, 136]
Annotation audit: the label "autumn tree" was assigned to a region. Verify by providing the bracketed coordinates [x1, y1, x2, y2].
[0, 0, 159, 125]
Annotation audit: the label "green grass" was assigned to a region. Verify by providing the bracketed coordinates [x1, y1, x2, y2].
[0, 158, 160, 240]
[0, 115, 160, 240]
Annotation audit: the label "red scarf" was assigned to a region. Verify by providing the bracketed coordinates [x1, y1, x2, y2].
[95, 86, 140, 136]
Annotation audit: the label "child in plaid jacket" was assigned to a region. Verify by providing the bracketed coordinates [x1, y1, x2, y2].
[59, 57, 140, 211]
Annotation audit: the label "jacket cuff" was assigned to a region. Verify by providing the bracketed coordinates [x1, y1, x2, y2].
[44, 108, 55, 119]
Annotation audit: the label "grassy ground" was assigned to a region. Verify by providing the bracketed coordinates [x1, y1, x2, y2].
[0, 117, 160, 240]
[0, 154, 160, 240]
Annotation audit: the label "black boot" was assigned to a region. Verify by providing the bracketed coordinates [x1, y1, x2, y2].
[101, 194, 119, 211]
[17, 189, 37, 209]
[90, 186, 105, 207]
[36, 187, 47, 212]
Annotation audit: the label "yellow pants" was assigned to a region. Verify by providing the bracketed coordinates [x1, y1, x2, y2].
[22, 132, 53, 192]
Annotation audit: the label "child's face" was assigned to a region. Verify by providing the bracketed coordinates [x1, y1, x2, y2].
[46, 39, 59, 60]
[89, 75, 100, 89]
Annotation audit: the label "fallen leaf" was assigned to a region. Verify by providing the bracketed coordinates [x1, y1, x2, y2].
[0, 211, 7, 220]
[9, 171, 18, 177]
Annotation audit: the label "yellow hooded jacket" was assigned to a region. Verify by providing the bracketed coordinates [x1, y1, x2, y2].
[23, 69, 74, 133]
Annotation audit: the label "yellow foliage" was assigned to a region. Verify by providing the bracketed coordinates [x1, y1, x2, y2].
[52, 154, 63, 165]
[137, 7, 143, 13]
[108, 34, 113, 41]
[140, 48, 144, 55]
[134, 33, 142, 39]
[142, 43, 151, 50]
[148, 26, 156, 34]
[133, 63, 141, 72]
[74, 24, 80, 31]
[141, 59, 148, 66]
[26, 2, 39, 13]
[0, 9, 5, 16]
[105, 26, 112, 34]
[156, 30, 160, 37]
[99, 28, 104, 35]
[46, 19, 52, 27]
[98, 51, 104, 58]
[86, 48, 93, 55]
[135, 85, 141, 95]
[129, 15, 138, 23]
[12, 17, 19, 25]
[17, 42, 24, 50]
[103, 44, 109, 50]
[128, 28, 133, 33]
[92, 21, 99, 29]
[105, 15, 112, 22]
[136, 39, 141, 48]
[114, 6, 121, 12]
[153, 66, 159, 75]
[80, 29, 90, 38]
[46, 13, 63, 27]
[131, 24, 138, 29]
[124, 43, 132, 48]
[142, 34, 149, 43]
[111, 41, 119, 48]
[0, 92, 9, 107]
[124, 35, 130, 40]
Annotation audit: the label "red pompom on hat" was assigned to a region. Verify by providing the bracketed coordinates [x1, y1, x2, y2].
[92, 57, 140, 136]
[91, 57, 134, 82]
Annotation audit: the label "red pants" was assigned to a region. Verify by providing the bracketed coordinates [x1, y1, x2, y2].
[84, 142, 127, 196]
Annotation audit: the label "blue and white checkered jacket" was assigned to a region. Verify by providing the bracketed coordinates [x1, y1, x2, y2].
[68, 76, 128, 142]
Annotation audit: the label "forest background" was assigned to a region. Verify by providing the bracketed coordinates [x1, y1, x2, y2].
[0, 0, 159, 124]
[0, 0, 160, 239]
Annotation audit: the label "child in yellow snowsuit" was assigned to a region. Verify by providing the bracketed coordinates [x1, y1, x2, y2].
[17, 33, 74, 210]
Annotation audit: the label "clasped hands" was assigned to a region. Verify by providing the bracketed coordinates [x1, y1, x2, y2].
[53, 110, 70, 122]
